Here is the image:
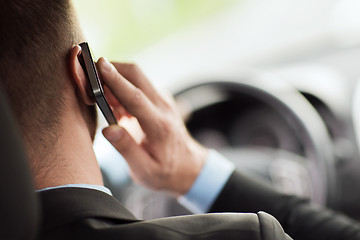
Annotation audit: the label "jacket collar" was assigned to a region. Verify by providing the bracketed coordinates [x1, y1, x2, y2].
[38, 187, 138, 232]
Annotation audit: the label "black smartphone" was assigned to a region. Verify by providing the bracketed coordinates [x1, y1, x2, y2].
[78, 42, 117, 125]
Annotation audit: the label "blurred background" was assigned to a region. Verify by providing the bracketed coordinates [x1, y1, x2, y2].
[74, 0, 360, 220]
[74, 0, 234, 60]
[74, 0, 360, 86]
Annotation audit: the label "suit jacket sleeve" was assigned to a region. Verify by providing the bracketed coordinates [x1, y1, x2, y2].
[209, 170, 360, 240]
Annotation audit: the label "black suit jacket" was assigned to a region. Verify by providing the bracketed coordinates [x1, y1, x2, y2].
[38, 186, 290, 240]
[210, 171, 360, 240]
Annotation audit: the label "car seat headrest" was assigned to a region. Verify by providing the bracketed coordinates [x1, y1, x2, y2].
[0, 83, 39, 239]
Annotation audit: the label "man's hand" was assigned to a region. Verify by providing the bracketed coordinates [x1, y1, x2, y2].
[97, 58, 208, 196]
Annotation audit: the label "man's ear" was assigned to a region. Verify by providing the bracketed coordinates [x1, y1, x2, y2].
[69, 45, 94, 105]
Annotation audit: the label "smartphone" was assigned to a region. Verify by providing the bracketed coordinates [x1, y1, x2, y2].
[78, 42, 117, 125]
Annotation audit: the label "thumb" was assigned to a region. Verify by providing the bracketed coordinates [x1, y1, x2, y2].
[102, 125, 126, 149]
[102, 125, 155, 179]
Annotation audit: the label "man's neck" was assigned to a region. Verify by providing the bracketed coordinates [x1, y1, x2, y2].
[32, 112, 103, 190]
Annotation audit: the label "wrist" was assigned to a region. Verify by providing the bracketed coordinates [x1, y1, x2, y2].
[173, 139, 209, 196]
[178, 150, 235, 213]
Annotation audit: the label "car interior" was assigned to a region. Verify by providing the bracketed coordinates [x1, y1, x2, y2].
[81, 0, 360, 222]
[4, 1, 360, 238]
[95, 45, 360, 221]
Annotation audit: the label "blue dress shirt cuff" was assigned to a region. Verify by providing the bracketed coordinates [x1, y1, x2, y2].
[178, 149, 235, 214]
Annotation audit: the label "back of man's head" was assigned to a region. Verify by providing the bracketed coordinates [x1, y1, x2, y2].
[0, 1, 83, 160]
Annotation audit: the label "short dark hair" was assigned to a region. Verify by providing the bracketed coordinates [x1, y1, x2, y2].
[0, 1, 82, 159]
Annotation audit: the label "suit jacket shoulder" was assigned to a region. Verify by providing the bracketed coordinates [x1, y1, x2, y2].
[38, 188, 291, 240]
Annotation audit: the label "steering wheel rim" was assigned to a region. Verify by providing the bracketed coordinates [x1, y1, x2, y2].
[174, 74, 338, 207]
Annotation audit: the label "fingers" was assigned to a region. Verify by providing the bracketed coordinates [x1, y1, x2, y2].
[97, 58, 159, 133]
[102, 125, 156, 182]
[111, 62, 160, 104]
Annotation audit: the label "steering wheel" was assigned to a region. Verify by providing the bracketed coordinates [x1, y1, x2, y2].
[174, 73, 337, 207]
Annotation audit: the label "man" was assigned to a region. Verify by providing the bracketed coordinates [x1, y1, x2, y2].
[0, 1, 358, 240]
